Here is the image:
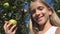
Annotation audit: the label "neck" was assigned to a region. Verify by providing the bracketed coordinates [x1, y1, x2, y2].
[37, 19, 52, 34]
[43, 19, 52, 32]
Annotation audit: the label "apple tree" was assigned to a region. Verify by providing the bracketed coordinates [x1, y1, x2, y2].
[0, 0, 30, 34]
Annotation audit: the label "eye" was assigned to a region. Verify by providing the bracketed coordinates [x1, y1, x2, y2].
[37, 6, 44, 11]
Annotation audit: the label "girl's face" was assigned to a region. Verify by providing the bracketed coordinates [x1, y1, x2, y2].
[30, 1, 52, 25]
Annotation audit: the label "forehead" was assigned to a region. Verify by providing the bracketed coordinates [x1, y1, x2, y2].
[30, 1, 46, 10]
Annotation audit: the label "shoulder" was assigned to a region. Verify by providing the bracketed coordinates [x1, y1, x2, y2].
[55, 27, 60, 34]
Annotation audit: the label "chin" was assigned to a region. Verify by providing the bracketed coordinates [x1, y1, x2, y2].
[37, 21, 46, 26]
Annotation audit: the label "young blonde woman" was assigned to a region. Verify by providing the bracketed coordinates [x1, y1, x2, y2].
[30, 0, 60, 34]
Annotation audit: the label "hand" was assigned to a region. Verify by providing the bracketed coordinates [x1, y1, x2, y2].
[3, 21, 17, 34]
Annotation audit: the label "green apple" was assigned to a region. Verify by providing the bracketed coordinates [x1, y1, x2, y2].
[9, 19, 17, 25]
[58, 10, 60, 13]
[3, 2, 9, 8]
[13, 6, 16, 9]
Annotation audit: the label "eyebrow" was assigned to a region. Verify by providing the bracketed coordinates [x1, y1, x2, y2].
[37, 6, 44, 9]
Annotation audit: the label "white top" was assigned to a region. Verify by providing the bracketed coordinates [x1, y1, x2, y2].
[45, 26, 58, 34]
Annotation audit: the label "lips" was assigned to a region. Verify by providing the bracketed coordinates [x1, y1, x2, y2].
[38, 17, 43, 22]
[35, 15, 44, 22]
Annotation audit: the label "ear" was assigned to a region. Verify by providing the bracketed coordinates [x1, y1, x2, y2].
[48, 8, 53, 15]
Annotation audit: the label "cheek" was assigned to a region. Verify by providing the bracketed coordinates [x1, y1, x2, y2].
[32, 14, 35, 18]
[32, 14, 37, 21]
[43, 8, 50, 15]
[42, 10, 50, 19]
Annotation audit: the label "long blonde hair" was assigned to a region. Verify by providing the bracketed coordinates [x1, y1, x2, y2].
[30, 0, 60, 34]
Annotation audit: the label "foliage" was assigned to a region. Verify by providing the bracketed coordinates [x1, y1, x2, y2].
[53, 0, 60, 17]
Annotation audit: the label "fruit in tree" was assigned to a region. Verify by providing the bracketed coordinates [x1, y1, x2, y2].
[13, 6, 16, 9]
[3, 2, 9, 8]
[9, 19, 17, 25]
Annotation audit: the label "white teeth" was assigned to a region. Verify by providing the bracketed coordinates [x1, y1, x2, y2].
[34, 14, 44, 21]
[39, 14, 43, 17]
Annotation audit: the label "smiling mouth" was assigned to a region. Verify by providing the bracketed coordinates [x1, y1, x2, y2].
[37, 17, 43, 22]
[36, 15, 44, 22]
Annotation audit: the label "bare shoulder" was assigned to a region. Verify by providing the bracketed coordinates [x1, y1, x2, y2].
[55, 27, 60, 34]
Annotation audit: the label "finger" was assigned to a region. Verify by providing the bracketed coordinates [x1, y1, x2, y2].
[7, 22, 12, 28]
[13, 27, 17, 34]
[10, 25, 16, 31]
[3, 21, 9, 30]
[3, 21, 9, 33]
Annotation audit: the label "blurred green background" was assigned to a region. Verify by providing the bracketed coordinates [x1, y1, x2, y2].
[0, 0, 60, 34]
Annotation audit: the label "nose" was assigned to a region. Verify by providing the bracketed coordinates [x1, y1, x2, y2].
[35, 9, 42, 17]
[35, 9, 42, 15]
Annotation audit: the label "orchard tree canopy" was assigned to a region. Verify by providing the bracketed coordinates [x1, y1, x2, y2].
[0, 0, 30, 34]
[53, 0, 60, 17]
